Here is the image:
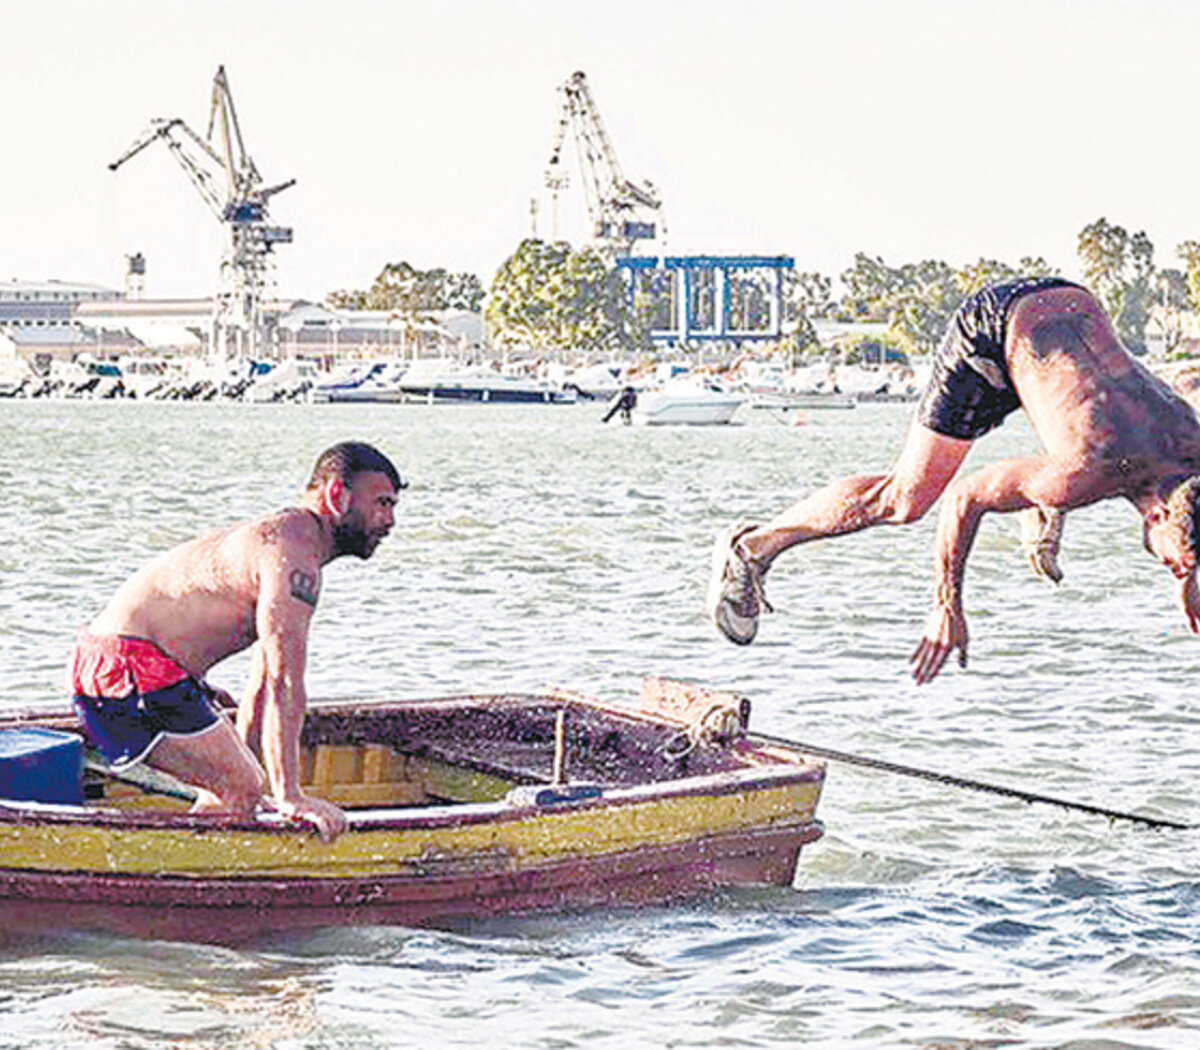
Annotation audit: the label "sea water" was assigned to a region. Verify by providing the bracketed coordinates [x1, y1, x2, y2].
[0, 398, 1197, 1049]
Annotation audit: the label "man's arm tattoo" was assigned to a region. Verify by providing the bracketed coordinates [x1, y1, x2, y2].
[290, 569, 319, 608]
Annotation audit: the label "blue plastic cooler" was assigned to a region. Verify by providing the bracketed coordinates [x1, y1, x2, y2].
[0, 727, 85, 805]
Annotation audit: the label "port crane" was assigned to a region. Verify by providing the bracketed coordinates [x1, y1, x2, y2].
[109, 66, 294, 358]
[545, 71, 663, 257]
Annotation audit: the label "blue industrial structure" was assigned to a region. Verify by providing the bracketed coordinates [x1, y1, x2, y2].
[616, 255, 794, 345]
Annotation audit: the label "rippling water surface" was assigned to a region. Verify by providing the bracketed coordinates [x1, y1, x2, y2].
[1, 398, 1198, 1048]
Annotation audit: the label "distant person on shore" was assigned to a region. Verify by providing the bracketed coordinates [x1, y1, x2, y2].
[67, 441, 404, 840]
[707, 278, 1200, 682]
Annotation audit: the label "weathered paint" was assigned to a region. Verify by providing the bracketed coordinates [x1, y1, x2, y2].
[0, 773, 821, 877]
[0, 690, 826, 940]
[0, 823, 822, 942]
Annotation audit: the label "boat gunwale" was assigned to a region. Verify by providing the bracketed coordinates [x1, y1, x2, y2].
[0, 692, 824, 835]
[0, 755, 822, 833]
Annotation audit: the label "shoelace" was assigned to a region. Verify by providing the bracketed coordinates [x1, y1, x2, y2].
[733, 542, 774, 615]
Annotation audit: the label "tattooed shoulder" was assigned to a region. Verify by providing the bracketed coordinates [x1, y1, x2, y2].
[290, 568, 319, 607]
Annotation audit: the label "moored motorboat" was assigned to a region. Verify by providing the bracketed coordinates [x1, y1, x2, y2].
[401, 374, 576, 403]
[0, 678, 824, 942]
[563, 362, 625, 401]
[309, 361, 409, 403]
[243, 358, 321, 403]
[397, 359, 576, 404]
[632, 379, 748, 425]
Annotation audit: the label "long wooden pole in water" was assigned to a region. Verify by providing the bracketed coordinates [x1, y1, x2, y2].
[747, 730, 1192, 831]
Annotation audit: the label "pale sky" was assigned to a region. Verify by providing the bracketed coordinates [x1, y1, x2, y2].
[3, 0, 1198, 302]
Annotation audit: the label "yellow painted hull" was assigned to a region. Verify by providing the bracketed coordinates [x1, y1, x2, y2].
[0, 686, 825, 941]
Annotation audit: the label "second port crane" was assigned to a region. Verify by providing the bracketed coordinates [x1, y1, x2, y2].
[545, 71, 663, 258]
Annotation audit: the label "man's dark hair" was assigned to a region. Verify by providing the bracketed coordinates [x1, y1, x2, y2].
[306, 442, 405, 493]
[1166, 474, 1200, 558]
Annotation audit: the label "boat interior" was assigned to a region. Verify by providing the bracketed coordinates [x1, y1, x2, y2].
[5, 681, 781, 814]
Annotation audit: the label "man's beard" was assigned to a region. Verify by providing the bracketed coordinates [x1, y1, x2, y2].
[332, 514, 381, 559]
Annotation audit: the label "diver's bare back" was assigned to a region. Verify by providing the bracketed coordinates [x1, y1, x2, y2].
[1007, 292, 1200, 503]
[88, 509, 317, 678]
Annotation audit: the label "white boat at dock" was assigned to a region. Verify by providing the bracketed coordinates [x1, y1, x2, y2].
[243, 358, 320, 403]
[563, 362, 625, 401]
[309, 361, 409, 403]
[397, 359, 577, 404]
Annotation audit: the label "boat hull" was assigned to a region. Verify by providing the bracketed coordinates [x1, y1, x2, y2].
[0, 822, 817, 941]
[399, 383, 575, 404]
[0, 686, 824, 942]
[313, 388, 408, 403]
[634, 394, 746, 426]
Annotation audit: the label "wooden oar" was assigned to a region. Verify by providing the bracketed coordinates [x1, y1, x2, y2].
[747, 729, 1192, 831]
[84, 752, 198, 802]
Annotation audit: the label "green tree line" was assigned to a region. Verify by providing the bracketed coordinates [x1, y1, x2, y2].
[327, 262, 485, 314]
[795, 219, 1200, 359]
[484, 239, 640, 353]
[330, 218, 1200, 359]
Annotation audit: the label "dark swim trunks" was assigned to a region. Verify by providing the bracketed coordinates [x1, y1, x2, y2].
[916, 277, 1080, 440]
[68, 632, 222, 768]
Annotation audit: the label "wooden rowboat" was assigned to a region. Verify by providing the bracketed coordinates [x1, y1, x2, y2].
[0, 678, 824, 943]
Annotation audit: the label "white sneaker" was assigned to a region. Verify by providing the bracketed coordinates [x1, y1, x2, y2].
[707, 523, 772, 645]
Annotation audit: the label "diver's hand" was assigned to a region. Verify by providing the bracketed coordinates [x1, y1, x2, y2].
[911, 602, 968, 685]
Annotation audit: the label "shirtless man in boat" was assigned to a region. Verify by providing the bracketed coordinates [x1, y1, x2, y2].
[67, 441, 404, 840]
[708, 278, 1200, 682]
